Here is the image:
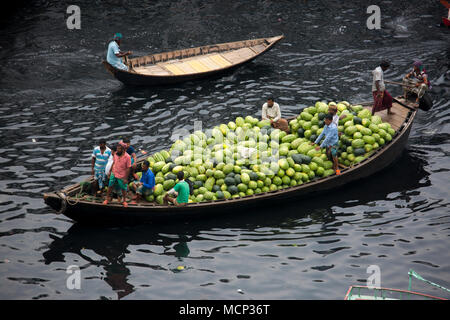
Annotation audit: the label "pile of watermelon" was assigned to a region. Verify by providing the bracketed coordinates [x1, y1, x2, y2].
[143, 101, 396, 204]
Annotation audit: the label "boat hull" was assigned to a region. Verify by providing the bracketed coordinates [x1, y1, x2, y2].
[105, 58, 255, 86]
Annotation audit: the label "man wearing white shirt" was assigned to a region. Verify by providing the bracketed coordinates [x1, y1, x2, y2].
[371, 60, 394, 115]
[106, 33, 132, 71]
[261, 97, 290, 133]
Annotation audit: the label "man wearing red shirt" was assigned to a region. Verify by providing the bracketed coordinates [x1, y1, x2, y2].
[103, 142, 131, 207]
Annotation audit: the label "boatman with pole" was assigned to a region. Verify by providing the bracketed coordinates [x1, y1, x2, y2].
[106, 33, 132, 71]
[402, 60, 430, 103]
[371, 60, 394, 116]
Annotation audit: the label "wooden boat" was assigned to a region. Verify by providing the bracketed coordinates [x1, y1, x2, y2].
[43, 97, 420, 225]
[103, 35, 284, 86]
[345, 269, 448, 300]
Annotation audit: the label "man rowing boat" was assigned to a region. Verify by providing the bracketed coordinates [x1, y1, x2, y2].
[106, 33, 132, 71]
[402, 60, 430, 103]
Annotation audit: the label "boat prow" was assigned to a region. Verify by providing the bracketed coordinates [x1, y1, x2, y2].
[103, 35, 284, 86]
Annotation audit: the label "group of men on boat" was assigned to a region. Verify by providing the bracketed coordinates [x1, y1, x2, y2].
[102, 34, 430, 207]
[370, 59, 430, 115]
[92, 138, 190, 208]
[259, 59, 429, 177]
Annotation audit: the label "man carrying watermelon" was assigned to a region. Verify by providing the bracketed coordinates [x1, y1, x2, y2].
[311, 114, 341, 175]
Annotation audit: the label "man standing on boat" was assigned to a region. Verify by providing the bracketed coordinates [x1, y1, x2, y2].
[371, 61, 394, 115]
[107, 33, 132, 71]
[261, 97, 290, 133]
[91, 139, 112, 197]
[103, 141, 131, 207]
[402, 60, 430, 103]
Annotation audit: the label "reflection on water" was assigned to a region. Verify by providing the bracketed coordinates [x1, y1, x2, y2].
[0, 0, 449, 299]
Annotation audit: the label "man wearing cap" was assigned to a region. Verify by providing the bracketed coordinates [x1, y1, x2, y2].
[106, 33, 132, 71]
[371, 60, 394, 115]
[402, 60, 429, 103]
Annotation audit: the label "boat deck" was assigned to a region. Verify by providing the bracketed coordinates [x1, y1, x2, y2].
[374, 97, 412, 131]
[131, 44, 269, 76]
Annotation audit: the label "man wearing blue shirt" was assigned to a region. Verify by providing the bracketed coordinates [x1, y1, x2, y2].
[91, 139, 112, 196]
[106, 33, 132, 71]
[130, 160, 155, 204]
[312, 114, 341, 175]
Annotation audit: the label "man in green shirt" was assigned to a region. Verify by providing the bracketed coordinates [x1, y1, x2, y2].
[163, 171, 189, 206]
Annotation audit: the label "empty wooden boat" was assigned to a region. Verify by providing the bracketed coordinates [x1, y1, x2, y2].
[43, 97, 420, 226]
[103, 35, 284, 86]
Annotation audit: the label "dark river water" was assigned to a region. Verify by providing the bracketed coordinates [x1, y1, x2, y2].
[0, 0, 449, 300]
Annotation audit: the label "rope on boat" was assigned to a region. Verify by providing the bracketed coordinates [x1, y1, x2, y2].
[56, 181, 88, 213]
[56, 192, 67, 214]
[408, 269, 450, 293]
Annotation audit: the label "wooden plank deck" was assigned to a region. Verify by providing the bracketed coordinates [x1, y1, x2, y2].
[221, 47, 256, 64]
[133, 47, 258, 76]
[133, 65, 171, 76]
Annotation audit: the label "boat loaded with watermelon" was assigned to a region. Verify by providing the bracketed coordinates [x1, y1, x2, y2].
[44, 95, 426, 225]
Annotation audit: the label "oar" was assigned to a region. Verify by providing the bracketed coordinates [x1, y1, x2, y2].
[385, 80, 417, 89]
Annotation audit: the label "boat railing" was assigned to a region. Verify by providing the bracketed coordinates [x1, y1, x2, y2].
[408, 269, 450, 295]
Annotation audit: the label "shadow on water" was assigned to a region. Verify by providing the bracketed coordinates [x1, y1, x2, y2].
[42, 151, 429, 299]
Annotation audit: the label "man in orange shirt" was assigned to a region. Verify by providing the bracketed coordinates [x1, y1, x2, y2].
[103, 142, 131, 207]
